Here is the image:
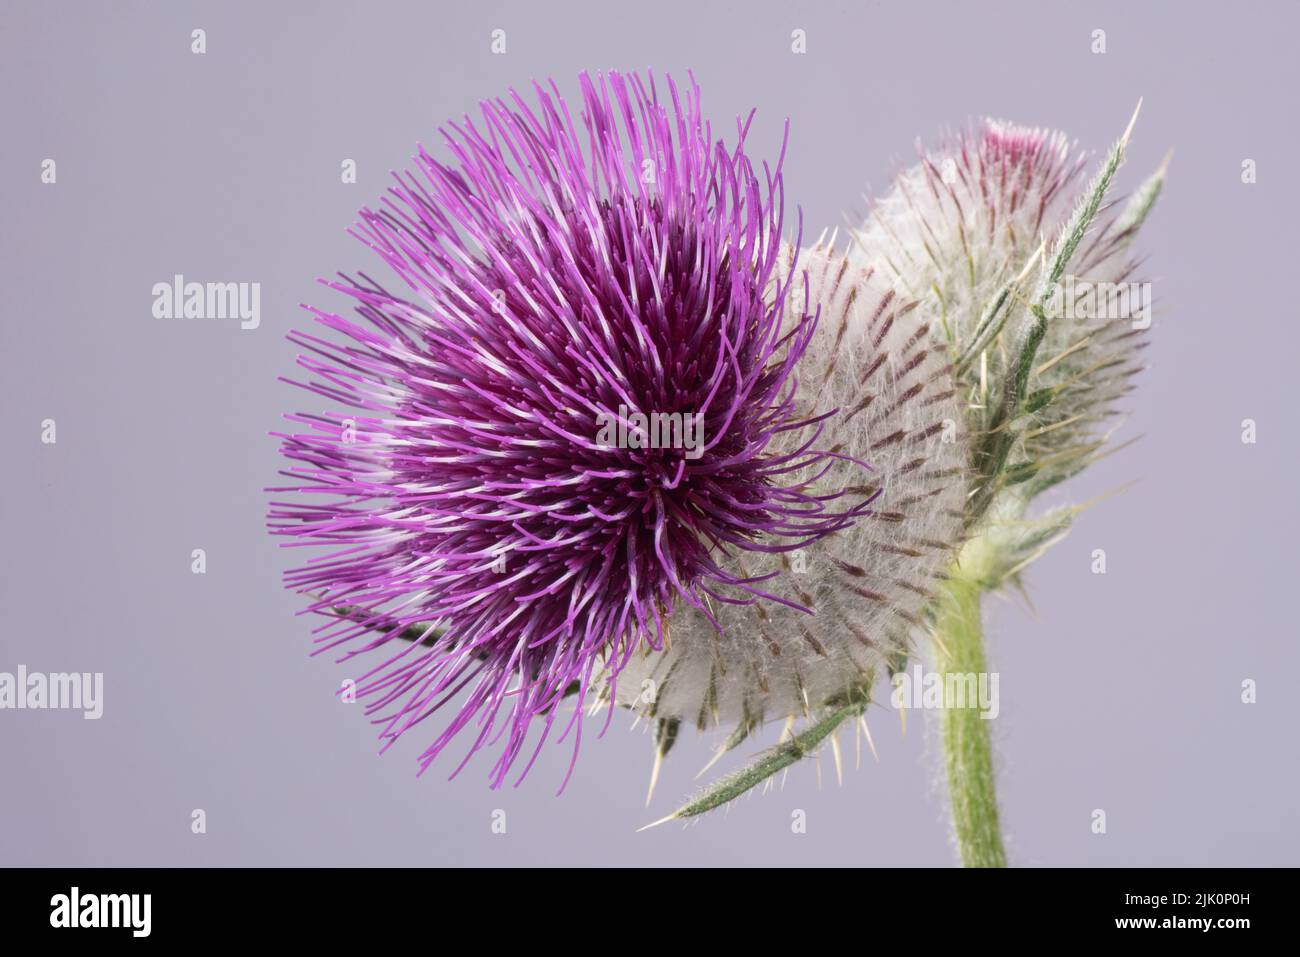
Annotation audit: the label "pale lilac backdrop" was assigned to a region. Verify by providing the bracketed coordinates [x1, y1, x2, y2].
[2, 0, 1296, 866]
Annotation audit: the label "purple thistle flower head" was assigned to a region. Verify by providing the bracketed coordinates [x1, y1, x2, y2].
[269, 71, 863, 788]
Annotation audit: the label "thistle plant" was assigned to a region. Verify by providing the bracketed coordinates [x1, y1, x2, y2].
[269, 73, 1165, 867]
[268, 71, 862, 789]
[641, 107, 1164, 866]
[853, 109, 1163, 866]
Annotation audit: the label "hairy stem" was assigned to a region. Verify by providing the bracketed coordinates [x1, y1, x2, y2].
[933, 572, 1006, 867]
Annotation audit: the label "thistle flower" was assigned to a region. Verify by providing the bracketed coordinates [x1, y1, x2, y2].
[838, 110, 1165, 865]
[606, 241, 968, 753]
[639, 109, 1165, 844]
[268, 71, 861, 788]
[852, 117, 1162, 517]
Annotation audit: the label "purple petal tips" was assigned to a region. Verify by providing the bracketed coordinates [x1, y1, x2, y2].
[268, 71, 861, 789]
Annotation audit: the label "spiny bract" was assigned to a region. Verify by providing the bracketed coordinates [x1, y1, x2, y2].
[852, 119, 1159, 506]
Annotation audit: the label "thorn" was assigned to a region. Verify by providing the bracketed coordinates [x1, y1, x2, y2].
[636, 813, 677, 833]
[1033, 337, 1092, 378]
[859, 716, 880, 761]
[1008, 575, 1038, 617]
[646, 749, 664, 807]
[1082, 434, 1144, 469]
[695, 745, 728, 780]
[1017, 239, 1046, 282]
[1156, 149, 1173, 178]
[1024, 412, 1086, 440]
[779, 714, 795, 744]
[1120, 98, 1143, 149]
[1075, 478, 1141, 513]
[1000, 533, 1070, 582]
[830, 731, 844, 787]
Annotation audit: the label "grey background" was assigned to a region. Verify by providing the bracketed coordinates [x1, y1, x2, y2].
[2, 0, 1297, 867]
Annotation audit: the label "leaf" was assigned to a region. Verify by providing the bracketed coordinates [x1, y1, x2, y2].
[640, 694, 869, 828]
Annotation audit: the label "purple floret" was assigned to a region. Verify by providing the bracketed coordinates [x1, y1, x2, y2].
[269, 70, 864, 789]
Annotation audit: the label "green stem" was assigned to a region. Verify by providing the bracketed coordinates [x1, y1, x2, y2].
[933, 573, 1006, 867]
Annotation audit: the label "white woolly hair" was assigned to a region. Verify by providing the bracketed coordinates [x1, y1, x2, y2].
[852, 119, 1152, 474]
[855, 120, 1082, 314]
[601, 240, 969, 730]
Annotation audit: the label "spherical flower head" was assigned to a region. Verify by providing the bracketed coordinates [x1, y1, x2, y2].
[854, 118, 1153, 495]
[857, 119, 1083, 342]
[605, 240, 969, 729]
[268, 71, 858, 788]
